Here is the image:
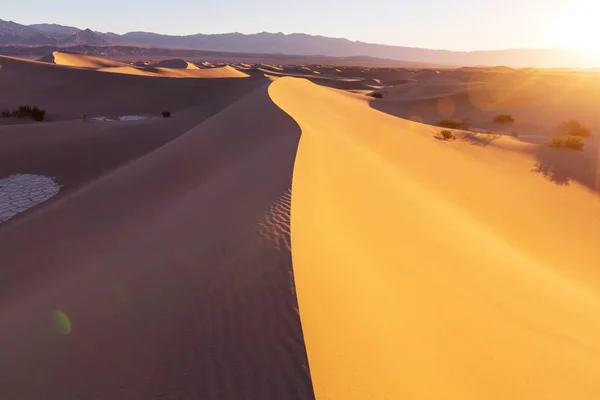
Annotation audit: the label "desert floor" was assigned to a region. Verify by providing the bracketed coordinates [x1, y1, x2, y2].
[1, 52, 599, 400]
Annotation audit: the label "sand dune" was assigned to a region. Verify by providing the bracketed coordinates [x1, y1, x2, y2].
[0, 56, 257, 121]
[0, 81, 313, 399]
[35, 52, 248, 78]
[39, 51, 127, 68]
[270, 77, 600, 400]
[1, 52, 600, 400]
[151, 65, 249, 78]
[371, 70, 600, 135]
[153, 59, 200, 69]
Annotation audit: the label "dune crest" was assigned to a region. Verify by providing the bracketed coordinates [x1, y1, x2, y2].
[39, 51, 127, 68]
[269, 77, 600, 400]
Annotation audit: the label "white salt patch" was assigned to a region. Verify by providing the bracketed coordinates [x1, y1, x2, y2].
[118, 115, 149, 121]
[0, 174, 60, 224]
[90, 115, 153, 122]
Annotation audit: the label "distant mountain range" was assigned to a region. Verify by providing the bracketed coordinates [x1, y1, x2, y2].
[1, 18, 598, 67]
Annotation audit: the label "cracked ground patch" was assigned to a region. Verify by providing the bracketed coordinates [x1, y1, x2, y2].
[0, 174, 60, 224]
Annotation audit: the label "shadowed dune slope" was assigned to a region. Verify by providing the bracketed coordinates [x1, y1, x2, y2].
[0, 83, 314, 400]
[269, 77, 600, 400]
[153, 59, 200, 69]
[0, 86, 265, 203]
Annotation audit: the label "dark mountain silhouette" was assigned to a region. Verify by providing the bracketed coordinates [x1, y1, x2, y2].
[0, 18, 598, 67]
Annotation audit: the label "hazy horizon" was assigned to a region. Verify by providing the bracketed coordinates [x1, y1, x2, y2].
[3, 0, 599, 53]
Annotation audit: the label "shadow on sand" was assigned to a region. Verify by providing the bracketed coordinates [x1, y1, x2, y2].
[531, 144, 599, 193]
[457, 131, 500, 147]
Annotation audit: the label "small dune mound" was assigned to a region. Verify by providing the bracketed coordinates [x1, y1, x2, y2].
[186, 65, 250, 78]
[38, 51, 125, 69]
[154, 59, 200, 69]
[261, 63, 284, 71]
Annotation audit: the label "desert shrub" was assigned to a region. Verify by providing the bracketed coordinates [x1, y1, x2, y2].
[493, 114, 515, 124]
[31, 106, 46, 121]
[371, 92, 383, 99]
[16, 105, 32, 118]
[558, 119, 590, 137]
[550, 135, 584, 151]
[510, 132, 519, 137]
[3, 105, 45, 121]
[438, 129, 455, 140]
[162, 111, 171, 118]
[438, 118, 462, 129]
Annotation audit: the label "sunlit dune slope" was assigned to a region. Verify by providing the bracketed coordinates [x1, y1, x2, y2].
[97, 66, 156, 76]
[154, 65, 249, 78]
[99, 65, 249, 78]
[39, 51, 127, 68]
[269, 77, 600, 400]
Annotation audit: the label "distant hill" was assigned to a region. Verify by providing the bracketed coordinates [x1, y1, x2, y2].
[61, 29, 110, 46]
[0, 19, 56, 45]
[1, 18, 599, 67]
[29, 23, 80, 39]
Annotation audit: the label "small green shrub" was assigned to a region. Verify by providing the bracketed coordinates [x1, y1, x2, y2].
[438, 129, 455, 140]
[371, 92, 383, 99]
[162, 111, 171, 118]
[493, 114, 515, 124]
[558, 119, 591, 137]
[550, 135, 584, 151]
[438, 119, 461, 129]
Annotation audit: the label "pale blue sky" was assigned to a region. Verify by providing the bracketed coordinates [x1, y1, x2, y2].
[3, 0, 599, 51]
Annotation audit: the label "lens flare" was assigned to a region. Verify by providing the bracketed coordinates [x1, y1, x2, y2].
[53, 310, 72, 335]
[436, 97, 455, 117]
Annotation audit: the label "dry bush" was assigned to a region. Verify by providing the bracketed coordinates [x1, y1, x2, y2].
[438, 119, 462, 129]
[558, 119, 591, 137]
[493, 114, 515, 124]
[438, 129, 455, 141]
[550, 136, 584, 151]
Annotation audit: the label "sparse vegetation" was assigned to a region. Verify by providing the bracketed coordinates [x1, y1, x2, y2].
[493, 114, 515, 125]
[549, 135, 584, 151]
[31, 106, 46, 122]
[558, 119, 591, 137]
[438, 129, 455, 141]
[371, 92, 383, 99]
[162, 111, 171, 118]
[511, 132, 519, 137]
[0, 105, 46, 121]
[438, 118, 462, 129]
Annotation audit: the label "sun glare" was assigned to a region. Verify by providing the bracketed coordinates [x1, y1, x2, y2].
[549, 1, 600, 54]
